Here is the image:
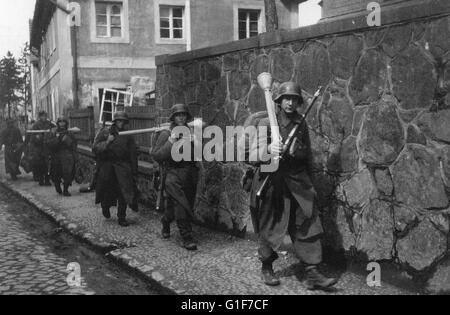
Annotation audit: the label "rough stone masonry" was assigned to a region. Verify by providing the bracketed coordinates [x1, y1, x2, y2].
[154, 6, 450, 291]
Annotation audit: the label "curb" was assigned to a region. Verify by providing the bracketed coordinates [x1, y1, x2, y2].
[0, 179, 180, 295]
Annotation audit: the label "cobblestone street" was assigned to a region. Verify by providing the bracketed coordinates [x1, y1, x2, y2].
[0, 183, 158, 295]
[0, 162, 420, 295]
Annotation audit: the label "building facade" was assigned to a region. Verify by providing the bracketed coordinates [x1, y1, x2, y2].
[29, 0, 306, 124]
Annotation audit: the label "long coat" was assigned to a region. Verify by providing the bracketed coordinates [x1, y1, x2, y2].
[93, 127, 138, 207]
[0, 126, 23, 176]
[151, 128, 198, 217]
[249, 110, 323, 250]
[29, 120, 55, 168]
[46, 131, 78, 185]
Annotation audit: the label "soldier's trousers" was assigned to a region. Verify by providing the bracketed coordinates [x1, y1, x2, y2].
[101, 175, 127, 220]
[162, 196, 193, 240]
[258, 207, 323, 266]
[102, 196, 127, 220]
[33, 157, 50, 183]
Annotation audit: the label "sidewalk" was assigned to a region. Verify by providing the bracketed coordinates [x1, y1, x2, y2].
[0, 161, 413, 295]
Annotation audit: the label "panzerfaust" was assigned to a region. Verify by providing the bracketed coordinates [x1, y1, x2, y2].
[255, 85, 323, 204]
[26, 127, 81, 134]
[117, 119, 206, 136]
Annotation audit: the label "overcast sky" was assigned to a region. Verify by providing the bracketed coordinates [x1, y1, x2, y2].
[0, 0, 36, 58]
[0, 0, 321, 59]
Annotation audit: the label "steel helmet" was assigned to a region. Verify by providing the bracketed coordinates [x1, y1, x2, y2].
[274, 82, 303, 103]
[169, 104, 192, 122]
[56, 117, 69, 126]
[38, 110, 48, 117]
[113, 111, 129, 123]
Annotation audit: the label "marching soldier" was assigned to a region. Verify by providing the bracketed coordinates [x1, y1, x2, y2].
[30, 111, 55, 186]
[249, 82, 337, 290]
[80, 122, 109, 194]
[46, 118, 78, 196]
[0, 119, 24, 181]
[93, 112, 139, 227]
[151, 104, 199, 251]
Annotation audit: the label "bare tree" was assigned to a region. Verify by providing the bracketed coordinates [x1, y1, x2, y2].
[264, 0, 279, 32]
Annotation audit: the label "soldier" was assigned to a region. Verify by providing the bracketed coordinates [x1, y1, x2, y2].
[249, 82, 337, 290]
[80, 122, 108, 194]
[46, 118, 78, 196]
[93, 112, 139, 227]
[30, 111, 55, 186]
[0, 119, 24, 181]
[151, 104, 199, 251]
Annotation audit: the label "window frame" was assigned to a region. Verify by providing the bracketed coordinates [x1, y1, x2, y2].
[233, 1, 266, 41]
[90, 0, 130, 44]
[95, 2, 123, 38]
[238, 9, 260, 40]
[154, 0, 189, 45]
[159, 5, 185, 40]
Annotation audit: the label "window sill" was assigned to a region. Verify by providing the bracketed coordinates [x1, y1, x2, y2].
[155, 38, 186, 45]
[90, 37, 130, 44]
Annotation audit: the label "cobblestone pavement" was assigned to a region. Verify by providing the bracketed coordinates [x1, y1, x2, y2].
[0, 166, 417, 295]
[0, 194, 94, 295]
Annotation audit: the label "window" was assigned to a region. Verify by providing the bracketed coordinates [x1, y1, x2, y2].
[238, 9, 260, 40]
[95, 2, 123, 38]
[159, 6, 184, 39]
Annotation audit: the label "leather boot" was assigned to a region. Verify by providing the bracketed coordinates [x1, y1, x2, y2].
[102, 207, 111, 219]
[161, 218, 171, 239]
[261, 262, 281, 286]
[63, 185, 71, 197]
[118, 218, 130, 227]
[305, 266, 338, 291]
[182, 236, 198, 251]
[130, 203, 139, 213]
[54, 183, 62, 195]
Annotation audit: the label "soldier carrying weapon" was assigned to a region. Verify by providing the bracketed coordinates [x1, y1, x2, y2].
[249, 80, 338, 291]
[46, 118, 78, 196]
[30, 111, 56, 186]
[151, 104, 199, 251]
[93, 112, 139, 227]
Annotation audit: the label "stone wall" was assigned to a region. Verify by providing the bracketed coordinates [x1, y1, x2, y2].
[155, 1, 450, 291]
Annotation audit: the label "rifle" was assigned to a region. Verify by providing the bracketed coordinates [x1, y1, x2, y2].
[255, 86, 323, 204]
[155, 164, 167, 212]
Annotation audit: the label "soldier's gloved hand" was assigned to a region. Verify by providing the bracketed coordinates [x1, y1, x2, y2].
[268, 140, 283, 155]
[168, 132, 179, 144]
[106, 135, 115, 144]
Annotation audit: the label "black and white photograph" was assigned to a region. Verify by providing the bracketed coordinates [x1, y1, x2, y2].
[0, 0, 449, 300]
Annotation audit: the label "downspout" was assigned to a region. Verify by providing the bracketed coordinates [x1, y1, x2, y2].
[71, 25, 80, 109]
